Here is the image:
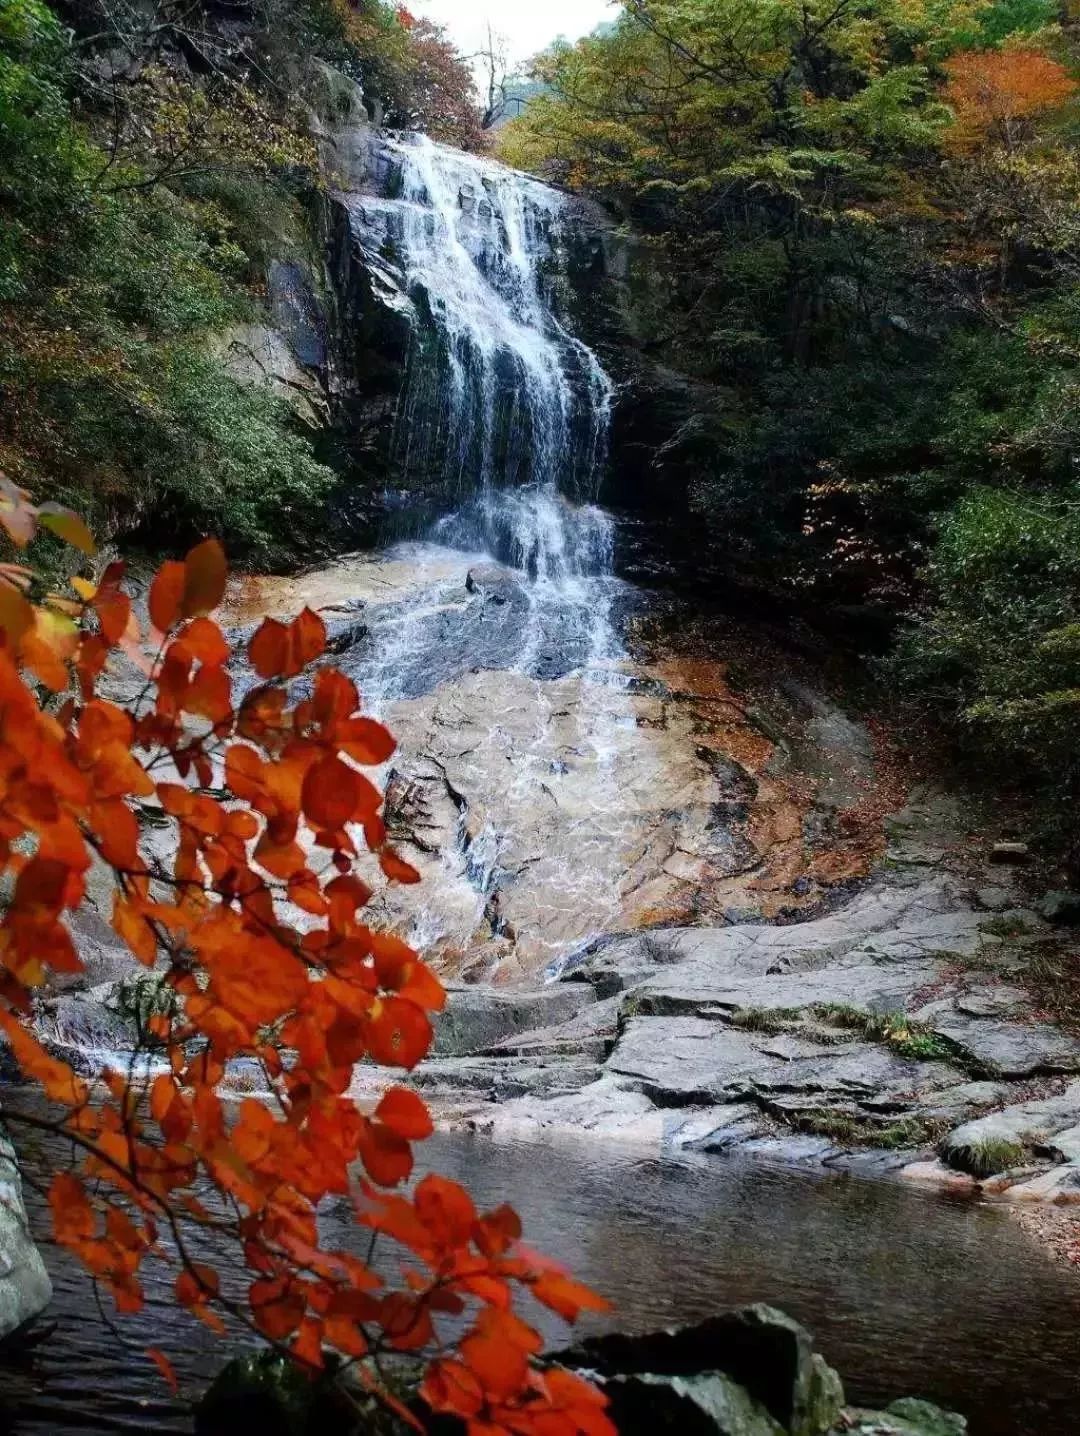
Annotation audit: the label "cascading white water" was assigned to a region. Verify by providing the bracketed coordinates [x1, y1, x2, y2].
[334, 137, 661, 977]
[348, 135, 616, 608]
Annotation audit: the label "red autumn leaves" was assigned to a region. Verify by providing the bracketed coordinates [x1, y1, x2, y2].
[0, 534, 613, 1436]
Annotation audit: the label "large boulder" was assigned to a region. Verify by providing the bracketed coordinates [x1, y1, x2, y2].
[556, 1306, 844, 1436]
[0, 1136, 51, 1341]
[433, 983, 598, 1057]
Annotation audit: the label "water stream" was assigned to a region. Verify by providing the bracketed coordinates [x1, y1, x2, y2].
[5, 1125, 1080, 1435]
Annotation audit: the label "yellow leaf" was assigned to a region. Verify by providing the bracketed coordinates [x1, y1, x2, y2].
[37, 504, 97, 556]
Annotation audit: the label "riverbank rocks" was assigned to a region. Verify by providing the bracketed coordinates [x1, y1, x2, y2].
[370, 790, 1080, 1195]
[194, 1308, 963, 1436]
[940, 1085, 1080, 1176]
[433, 983, 598, 1056]
[557, 1307, 844, 1436]
[0, 1137, 51, 1342]
[843, 1400, 966, 1436]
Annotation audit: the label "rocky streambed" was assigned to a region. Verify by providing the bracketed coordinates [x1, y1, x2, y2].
[220, 545, 1080, 1207]
[393, 793, 1080, 1206]
[38, 542, 1080, 1204]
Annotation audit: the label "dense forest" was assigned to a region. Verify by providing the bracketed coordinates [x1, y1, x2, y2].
[4, 0, 1080, 849]
[501, 0, 1080, 854]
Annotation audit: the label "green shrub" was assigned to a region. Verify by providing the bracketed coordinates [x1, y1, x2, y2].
[0, 0, 335, 564]
[942, 1135, 1028, 1178]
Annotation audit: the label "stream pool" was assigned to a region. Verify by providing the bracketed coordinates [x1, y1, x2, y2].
[2, 1125, 1078, 1434]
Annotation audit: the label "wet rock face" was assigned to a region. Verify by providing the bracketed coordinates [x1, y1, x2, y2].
[228, 547, 883, 984]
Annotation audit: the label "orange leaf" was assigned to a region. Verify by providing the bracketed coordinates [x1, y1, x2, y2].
[249, 610, 326, 680]
[414, 1174, 476, 1249]
[91, 798, 139, 869]
[173, 617, 229, 668]
[302, 755, 363, 830]
[291, 607, 326, 669]
[149, 561, 186, 634]
[375, 1087, 433, 1141]
[359, 1120, 414, 1187]
[147, 1347, 178, 1394]
[48, 1172, 95, 1245]
[379, 849, 421, 884]
[93, 586, 132, 645]
[366, 997, 432, 1070]
[530, 1268, 611, 1321]
[113, 895, 158, 966]
[176, 1263, 219, 1309]
[460, 1324, 528, 1401]
[185, 664, 232, 723]
[291, 1316, 325, 1369]
[250, 1277, 305, 1340]
[249, 618, 289, 679]
[421, 1359, 484, 1421]
[339, 716, 396, 765]
[0, 585, 35, 644]
[0, 1013, 88, 1104]
[323, 1313, 369, 1359]
[23, 609, 78, 691]
[475, 1204, 522, 1258]
[182, 539, 227, 618]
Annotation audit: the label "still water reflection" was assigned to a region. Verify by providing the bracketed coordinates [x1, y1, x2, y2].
[2, 1128, 1078, 1434]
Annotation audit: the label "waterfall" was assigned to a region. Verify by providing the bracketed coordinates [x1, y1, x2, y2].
[345, 135, 615, 600]
[332, 137, 652, 977]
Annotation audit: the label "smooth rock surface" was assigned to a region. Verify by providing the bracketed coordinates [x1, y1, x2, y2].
[0, 1137, 51, 1341]
[367, 790, 1080, 1191]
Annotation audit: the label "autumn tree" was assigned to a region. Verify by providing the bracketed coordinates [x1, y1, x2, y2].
[392, 11, 486, 150]
[0, 485, 613, 1435]
[943, 44, 1077, 149]
[319, 1, 484, 147]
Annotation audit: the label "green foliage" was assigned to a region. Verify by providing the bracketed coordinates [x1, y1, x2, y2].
[0, 0, 337, 564]
[731, 1005, 804, 1032]
[975, 0, 1058, 44]
[110, 973, 182, 1047]
[504, 0, 1080, 863]
[1, 0, 485, 567]
[795, 1110, 943, 1149]
[811, 1004, 951, 1060]
[942, 1134, 1027, 1177]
